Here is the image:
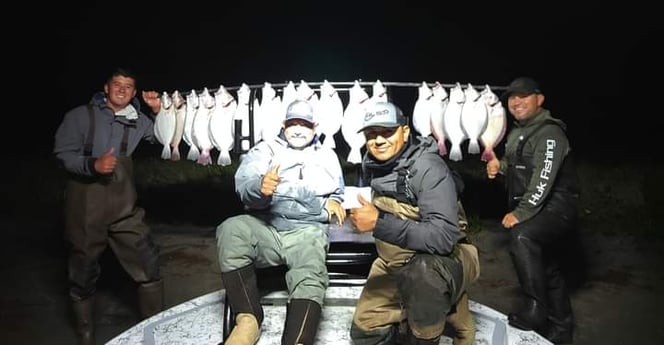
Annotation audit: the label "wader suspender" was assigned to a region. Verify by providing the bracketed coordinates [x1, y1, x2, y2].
[84, 105, 95, 156]
[516, 119, 560, 157]
[84, 105, 131, 156]
[392, 143, 423, 206]
[509, 119, 564, 208]
[517, 119, 579, 198]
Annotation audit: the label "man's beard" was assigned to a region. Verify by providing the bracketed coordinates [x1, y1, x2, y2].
[285, 128, 314, 148]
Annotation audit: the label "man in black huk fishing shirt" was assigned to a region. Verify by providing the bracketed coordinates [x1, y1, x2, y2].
[349, 101, 480, 345]
[486, 77, 580, 344]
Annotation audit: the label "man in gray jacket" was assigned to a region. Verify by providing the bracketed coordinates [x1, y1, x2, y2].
[53, 68, 164, 345]
[349, 101, 479, 345]
[216, 100, 347, 345]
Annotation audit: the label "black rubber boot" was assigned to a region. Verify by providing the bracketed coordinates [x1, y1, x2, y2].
[281, 299, 322, 345]
[349, 322, 400, 345]
[508, 235, 548, 331]
[71, 297, 95, 345]
[222, 265, 264, 345]
[222, 264, 264, 324]
[543, 318, 573, 344]
[138, 278, 164, 319]
[543, 264, 574, 344]
[508, 299, 548, 331]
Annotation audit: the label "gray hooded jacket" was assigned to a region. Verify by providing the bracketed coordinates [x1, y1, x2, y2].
[234, 135, 345, 231]
[363, 136, 463, 255]
[54, 92, 156, 176]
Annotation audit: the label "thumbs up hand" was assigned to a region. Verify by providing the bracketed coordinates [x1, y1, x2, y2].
[94, 147, 117, 175]
[350, 193, 378, 233]
[261, 164, 281, 197]
[486, 157, 500, 179]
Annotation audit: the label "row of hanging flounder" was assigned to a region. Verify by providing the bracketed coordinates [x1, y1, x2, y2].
[153, 80, 507, 166]
[413, 81, 507, 162]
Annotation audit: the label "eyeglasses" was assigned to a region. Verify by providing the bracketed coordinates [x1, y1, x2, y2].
[285, 119, 314, 129]
[363, 126, 400, 141]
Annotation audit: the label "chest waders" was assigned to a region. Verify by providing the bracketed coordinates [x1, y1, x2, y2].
[65, 105, 162, 345]
[351, 165, 479, 345]
[504, 119, 577, 343]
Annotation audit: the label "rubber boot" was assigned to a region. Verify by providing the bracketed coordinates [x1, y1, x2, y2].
[71, 297, 95, 345]
[138, 279, 164, 319]
[222, 265, 263, 345]
[405, 328, 440, 345]
[543, 315, 573, 344]
[543, 264, 574, 344]
[508, 235, 548, 331]
[349, 322, 400, 345]
[226, 313, 260, 345]
[445, 292, 476, 345]
[281, 299, 322, 345]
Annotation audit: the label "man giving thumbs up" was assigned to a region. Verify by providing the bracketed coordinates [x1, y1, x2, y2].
[349, 101, 480, 345]
[216, 100, 345, 345]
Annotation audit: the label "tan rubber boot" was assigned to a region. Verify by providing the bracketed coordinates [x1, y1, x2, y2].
[446, 292, 476, 345]
[225, 313, 260, 345]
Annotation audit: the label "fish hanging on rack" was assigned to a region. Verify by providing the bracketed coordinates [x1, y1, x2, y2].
[259, 82, 283, 142]
[370, 79, 388, 104]
[154, 91, 176, 160]
[209, 85, 237, 166]
[429, 81, 449, 156]
[170, 90, 186, 161]
[341, 80, 370, 164]
[192, 87, 215, 165]
[443, 82, 466, 161]
[316, 80, 344, 149]
[412, 81, 433, 137]
[296, 80, 321, 138]
[460, 83, 488, 155]
[479, 85, 507, 162]
[296, 80, 318, 103]
[183, 89, 200, 161]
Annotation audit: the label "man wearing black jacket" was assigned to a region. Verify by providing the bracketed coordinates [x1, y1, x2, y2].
[349, 101, 479, 345]
[487, 77, 580, 344]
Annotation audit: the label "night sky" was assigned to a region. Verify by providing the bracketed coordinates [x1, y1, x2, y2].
[12, 3, 662, 160]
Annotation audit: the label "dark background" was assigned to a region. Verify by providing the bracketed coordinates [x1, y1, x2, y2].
[9, 2, 663, 161]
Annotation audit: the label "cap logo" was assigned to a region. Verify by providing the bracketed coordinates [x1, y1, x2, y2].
[364, 108, 389, 122]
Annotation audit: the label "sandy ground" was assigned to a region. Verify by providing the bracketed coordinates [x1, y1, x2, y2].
[1, 218, 663, 345]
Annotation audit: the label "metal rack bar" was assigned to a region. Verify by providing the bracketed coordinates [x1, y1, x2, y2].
[187, 80, 507, 96]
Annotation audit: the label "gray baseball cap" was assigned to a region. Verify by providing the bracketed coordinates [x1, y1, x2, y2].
[285, 100, 315, 123]
[357, 101, 407, 133]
